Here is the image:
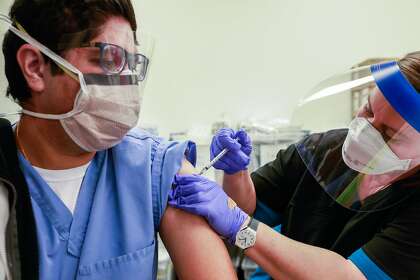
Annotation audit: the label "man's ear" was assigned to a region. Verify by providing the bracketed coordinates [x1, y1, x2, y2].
[16, 44, 47, 93]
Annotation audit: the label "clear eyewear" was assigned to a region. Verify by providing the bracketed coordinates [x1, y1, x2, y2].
[60, 42, 149, 81]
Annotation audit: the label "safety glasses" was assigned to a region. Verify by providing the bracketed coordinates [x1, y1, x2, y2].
[76, 42, 149, 81]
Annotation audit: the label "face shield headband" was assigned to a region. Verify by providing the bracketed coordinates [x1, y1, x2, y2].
[371, 61, 420, 133]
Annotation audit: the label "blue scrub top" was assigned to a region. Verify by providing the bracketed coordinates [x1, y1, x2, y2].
[19, 128, 195, 280]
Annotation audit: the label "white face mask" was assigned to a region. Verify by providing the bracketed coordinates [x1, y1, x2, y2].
[22, 76, 142, 152]
[6, 19, 146, 152]
[342, 117, 412, 175]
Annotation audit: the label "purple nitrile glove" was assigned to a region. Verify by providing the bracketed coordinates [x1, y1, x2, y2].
[210, 128, 252, 174]
[168, 174, 249, 244]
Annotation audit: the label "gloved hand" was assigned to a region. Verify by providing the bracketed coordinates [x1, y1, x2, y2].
[210, 128, 252, 174]
[168, 174, 249, 244]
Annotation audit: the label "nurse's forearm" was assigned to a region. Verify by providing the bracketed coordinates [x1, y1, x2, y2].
[160, 206, 237, 280]
[223, 170, 256, 214]
[245, 223, 366, 280]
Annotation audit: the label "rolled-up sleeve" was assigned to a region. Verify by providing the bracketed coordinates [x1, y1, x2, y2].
[151, 140, 197, 229]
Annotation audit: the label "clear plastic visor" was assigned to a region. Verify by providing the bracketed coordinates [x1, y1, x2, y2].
[292, 62, 420, 211]
[0, 14, 154, 119]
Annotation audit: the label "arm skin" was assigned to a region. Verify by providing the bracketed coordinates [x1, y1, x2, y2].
[244, 222, 367, 280]
[222, 170, 256, 215]
[159, 159, 237, 280]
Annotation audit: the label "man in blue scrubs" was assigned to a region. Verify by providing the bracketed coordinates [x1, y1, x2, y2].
[1, 0, 237, 279]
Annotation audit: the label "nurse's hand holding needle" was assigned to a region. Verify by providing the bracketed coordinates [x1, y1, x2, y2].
[209, 128, 252, 175]
[199, 128, 252, 175]
[170, 132, 251, 245]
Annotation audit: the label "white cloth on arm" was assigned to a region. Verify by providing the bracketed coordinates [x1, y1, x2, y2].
[33, 162, 90, 214]
[0, 183, 10, 280]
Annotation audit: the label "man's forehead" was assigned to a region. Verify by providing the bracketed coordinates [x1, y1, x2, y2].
[97, 29, 135, 42]
[58, 26, 136, 49]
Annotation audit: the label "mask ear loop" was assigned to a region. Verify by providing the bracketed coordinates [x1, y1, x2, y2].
[13, 20, 81, 83]
[0, 14, 86, 91]
[0, 14, 89, 119]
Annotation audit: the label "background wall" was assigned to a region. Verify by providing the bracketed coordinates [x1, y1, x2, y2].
[0, 0, 419, 137]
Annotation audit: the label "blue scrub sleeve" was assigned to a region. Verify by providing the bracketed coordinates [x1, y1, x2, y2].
[151, 140, 197, 230]
[348, 248, 392, 280]
[253, 200, 282, 227]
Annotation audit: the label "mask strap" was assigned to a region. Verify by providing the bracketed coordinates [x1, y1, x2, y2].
[13, 20, 80, 83]
[0, 14, 87, 92]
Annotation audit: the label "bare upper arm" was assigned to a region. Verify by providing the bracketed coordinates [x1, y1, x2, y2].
[347, 260, 367, 280]
[178, 157, 196, 175]
[159, 157, 236, 279]
[160, 207, 237, 280]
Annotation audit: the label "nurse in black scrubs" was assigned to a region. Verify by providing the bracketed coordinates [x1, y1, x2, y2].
[169, 52, 420, 280]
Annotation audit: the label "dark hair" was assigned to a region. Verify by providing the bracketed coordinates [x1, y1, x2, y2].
[398, 51, 420, 93]
[2, 0, 137, 103]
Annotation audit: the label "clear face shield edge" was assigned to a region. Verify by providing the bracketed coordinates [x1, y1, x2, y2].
[291, 61, 420, 212]
[0, 14, 155, 151]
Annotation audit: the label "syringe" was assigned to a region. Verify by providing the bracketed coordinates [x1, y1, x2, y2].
[198, 148, 229, 175]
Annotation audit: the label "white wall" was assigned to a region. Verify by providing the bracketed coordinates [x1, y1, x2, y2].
[1, 0, 419, 137]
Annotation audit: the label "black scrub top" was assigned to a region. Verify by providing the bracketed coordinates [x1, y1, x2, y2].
[251, 129, 420, 280]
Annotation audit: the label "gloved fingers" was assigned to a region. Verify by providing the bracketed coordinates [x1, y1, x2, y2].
[218, 156, 243, 173]
[235, 129, 251, 146]
[217, 128, 235, 138]
[168, 193, 211, 210]
[232, 150, 250, 167]
[178, 193, 211, 205]
[235, 129, 252, 156]
[167, 199, 198, 212]
[167, 198, 179, 207]
[210, 139, 223, 159]
[173, 175, 221, 196]
[167, 200, 209, 217]
[221, 151, 250, 171]
[168, 187, 177, 202]
[212, 159, 232, 172]
[211, 142, 241, 171]
[176, 184, 221, 205]
[174, 174, 203, 185]
[241, 145, 252, 157]
[216, 128, 241, 151]
[173, 181, 211, 197]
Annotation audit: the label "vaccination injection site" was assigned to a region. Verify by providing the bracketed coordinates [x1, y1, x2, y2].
[0, 0, 420, 279]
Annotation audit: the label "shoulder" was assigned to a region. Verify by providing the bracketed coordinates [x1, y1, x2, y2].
[263, 129, 348, 168]
[299, 128, 348, 149]
[295, 129, 348, 162]
[114, 127, 168, 158]
[123, 127, 165, 147]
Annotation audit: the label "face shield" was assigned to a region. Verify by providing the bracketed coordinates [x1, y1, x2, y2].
[0, 14, 154, 151]
[292, 61, 420, 211]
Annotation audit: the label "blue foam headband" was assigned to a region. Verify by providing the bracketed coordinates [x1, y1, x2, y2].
[371, 61, 420, 133]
